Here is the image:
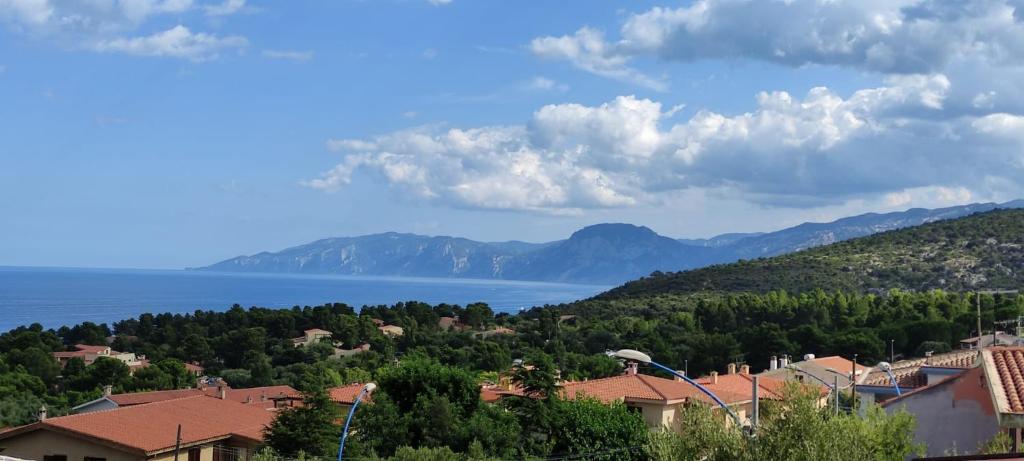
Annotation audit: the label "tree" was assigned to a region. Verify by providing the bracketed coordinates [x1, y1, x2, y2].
[263, 388, 342, 457]
[645, 387, 923, 461]
[549, 397, 648, 461]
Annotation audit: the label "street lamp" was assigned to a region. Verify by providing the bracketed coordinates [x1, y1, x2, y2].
[609, 349, 744, 429]
[337, 382, 377, 461]
[877, 362, 901, 396]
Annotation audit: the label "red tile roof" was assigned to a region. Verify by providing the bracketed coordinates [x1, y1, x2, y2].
[106, 385, 300, 409]
[560, 373, 747, 405]
[74, 344, 112, 353]
[329, 384, 369, 405]
[695, 373, 791, 401]
[984, 347, 1024, 414]
[807, 356, 869, 375]
[863, 350, 978, 387]
[0, 396, 274, 455]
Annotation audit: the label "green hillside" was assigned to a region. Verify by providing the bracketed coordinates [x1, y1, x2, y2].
[602, 209, 1024, 298]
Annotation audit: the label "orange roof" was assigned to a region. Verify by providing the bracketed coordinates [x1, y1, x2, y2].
[808, 356, 868, 374]
[695, 374, 789, 401]
[106, 385, 299, 409]
[0, 396, 274, 455]
[560, 373, 747, 405]
[184, 362, 204, 373]
[74, 344, 111, 353]
[304, 328, 331, 334]
[480, 385, 525, 403]
[329, 384, 369, 404]
[109, 389, 206, 406]
[984, 347, 1024, 414]
[863, 350, 978, 387]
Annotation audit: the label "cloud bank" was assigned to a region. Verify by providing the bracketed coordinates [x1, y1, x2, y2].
[307, 74, 1024, 212]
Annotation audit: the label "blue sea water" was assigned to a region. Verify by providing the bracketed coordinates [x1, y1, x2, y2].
[0, 266, 609, 331]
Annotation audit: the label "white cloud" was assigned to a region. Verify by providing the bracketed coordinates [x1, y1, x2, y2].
[527, 76, 569, 92]
[262, 49, 314, 61]
[532, 0, 1024, 101]
[427, 0, 452, 5]
[531, 27, 666, 91]
[204, 0, 245, 16]
[307, 75, 1024, 212]
[0, 0, 255, 61]
[92, 25, 247, 61]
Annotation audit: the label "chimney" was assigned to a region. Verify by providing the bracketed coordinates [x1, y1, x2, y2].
[780, 355, 789, 368]
[675, 370, 685, 382]
[38, 405, 47, 421]
[727, 363, 737, 375]
[709, 371, 718, 384]
[626, 362, 639, 376]
[103, 385, 113, 397]
[740, 364, 750, 375]
[769, 356, 778, 371]
[218, 384, 227, 400]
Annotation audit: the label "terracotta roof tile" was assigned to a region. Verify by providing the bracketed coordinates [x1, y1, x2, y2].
[329, 384, 369, 405]
[985, 347, 1024, 414]
[695, 374, 792, 401]
[560, 373, 748, 405]
[0, 396, 274, 455]
[863, 350, 978, 387]
[107, 385, 300, 408]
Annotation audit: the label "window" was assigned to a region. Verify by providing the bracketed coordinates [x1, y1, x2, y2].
[43, 456, 67, 461]
[188, 447, 201, 461]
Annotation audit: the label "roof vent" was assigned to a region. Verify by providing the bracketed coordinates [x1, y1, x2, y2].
[803, 354, 816, 362]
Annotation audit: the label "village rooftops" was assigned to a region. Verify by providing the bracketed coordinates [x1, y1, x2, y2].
[863, 349, 978, 388]
[329, 383, 370, 405]
[0, 395, 274, 456]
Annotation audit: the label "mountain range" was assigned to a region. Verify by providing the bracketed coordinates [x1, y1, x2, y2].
[195, 200, 1024, 284]
[602, 207, 1024, 298]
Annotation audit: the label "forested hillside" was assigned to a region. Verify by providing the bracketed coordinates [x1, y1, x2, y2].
[604, 209, 1024, 298]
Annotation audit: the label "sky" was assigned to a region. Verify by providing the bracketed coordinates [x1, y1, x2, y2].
[2, 0, 1024, 269]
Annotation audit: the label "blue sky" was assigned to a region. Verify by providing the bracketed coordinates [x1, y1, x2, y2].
[2, 0, 1023, 269]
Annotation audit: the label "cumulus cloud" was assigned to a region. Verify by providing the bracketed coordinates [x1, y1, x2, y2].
[306, 76, 1024, 212]
[532, 0, 1024, 100]
[92, 25, 247, 61]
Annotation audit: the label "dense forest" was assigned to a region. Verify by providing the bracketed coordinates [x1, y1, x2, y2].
[606, 209, 1024, 297]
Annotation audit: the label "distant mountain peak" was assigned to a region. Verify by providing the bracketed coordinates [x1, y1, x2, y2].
[569, 223, 659, 241]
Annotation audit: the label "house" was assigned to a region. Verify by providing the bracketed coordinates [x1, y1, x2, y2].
[961, 332, 1024, 350]
[0, 395, 274, 461]
[333, 343, 371, 358]
[860, 349, 978, 406]
[880, 346, 1024, 457]
[758, 354, 868, 390]
[559, 364, 751, 431]
[184, 362, 204, 377]
[378, 325, 405, 337]
[696, 364, 809, 414]
[881, 366, 996, 457]
[72, 384, 301, 414]
[329, 383, 372, 413]
[53, 344, 148, 369]
[292, 328, 333, 347]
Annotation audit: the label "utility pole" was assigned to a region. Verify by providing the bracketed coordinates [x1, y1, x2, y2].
[751, 376, 759, 432]
[851, 353, 858, 415]
[978, 292, 983, 349]
[833, 375, 840, 416]
[890, 339, 895, 363]
[173, 424, 182, 461]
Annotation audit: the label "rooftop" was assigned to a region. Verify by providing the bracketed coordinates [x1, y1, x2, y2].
[863, 349, 978, 387]
[0, 396, 274, 455]
[560, 372, 747, 405]
[983, 347, 1024, 416]
[329, 383, 369, 405]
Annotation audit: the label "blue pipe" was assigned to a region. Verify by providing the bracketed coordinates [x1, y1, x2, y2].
[337, 386, 371, 461]
[648, 360, 745, 429]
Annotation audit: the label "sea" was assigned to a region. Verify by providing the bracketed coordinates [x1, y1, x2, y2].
[0, 266, 609, 332]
